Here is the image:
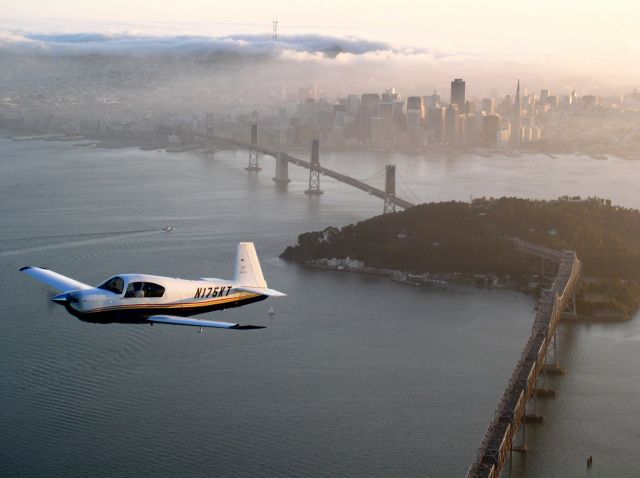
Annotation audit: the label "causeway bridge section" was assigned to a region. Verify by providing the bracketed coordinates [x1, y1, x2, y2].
[468, 239, 582, 477]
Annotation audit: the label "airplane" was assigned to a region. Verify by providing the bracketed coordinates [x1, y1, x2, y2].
[20, 242, 285, 330]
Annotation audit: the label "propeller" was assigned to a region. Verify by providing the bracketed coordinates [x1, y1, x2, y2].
[50, 292, 78, 305]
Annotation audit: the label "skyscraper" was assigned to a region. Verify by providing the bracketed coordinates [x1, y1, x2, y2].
[511, 79, 521, 145]
[445, 104, 460, 143]
[481, 98, 496, 115]
[540, 89, 550, 103]
[424, 91, 440, 109]
[406, 96, 423, 129]
[427, 107, 446, 144]
[482, 114, 500, 147]
[450, 79, 465, 107]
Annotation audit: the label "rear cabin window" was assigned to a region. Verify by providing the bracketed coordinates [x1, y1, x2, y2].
[97, 276, 125, 295]
[124, 282, 165, 298]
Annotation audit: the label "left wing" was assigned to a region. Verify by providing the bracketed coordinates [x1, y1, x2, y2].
[20, 266, 93, 292]
[146, 315, 265, 330]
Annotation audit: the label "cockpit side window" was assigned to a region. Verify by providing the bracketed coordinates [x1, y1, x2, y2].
[123, 281, 165, 298]
[124, 282, 145, 298]
[97, 276, 125, 295]
[143, 282, 165, 298]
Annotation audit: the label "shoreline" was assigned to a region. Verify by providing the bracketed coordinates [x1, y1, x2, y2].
[301, 260, 634, 322]
[4, 130, 640, 161]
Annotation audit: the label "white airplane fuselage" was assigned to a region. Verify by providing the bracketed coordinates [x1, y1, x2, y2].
[21, 242, 285, 329]
[60, 274, 267, 324]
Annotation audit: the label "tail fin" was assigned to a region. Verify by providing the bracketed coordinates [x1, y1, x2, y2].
[234, 242, 267, 288]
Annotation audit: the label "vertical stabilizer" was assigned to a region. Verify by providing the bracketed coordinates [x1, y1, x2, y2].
[234, 242, 267, 288]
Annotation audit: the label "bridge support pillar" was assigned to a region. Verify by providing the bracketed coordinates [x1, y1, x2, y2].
[536, 346, 558, 398]
[246, 124, 262, 171]
[524, 387, 544, 423]
[564, 290, 577, 319]
[383, 164, 396, 214]
[543, 332, 566, 373]
[512, 422, 527, 453]
[305, 139, 323, 195]
[273, 153, 291, 184]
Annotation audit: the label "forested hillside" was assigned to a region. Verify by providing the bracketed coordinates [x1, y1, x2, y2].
[281, 198, 640, 280]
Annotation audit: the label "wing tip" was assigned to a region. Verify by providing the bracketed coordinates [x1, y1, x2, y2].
[232, 325, 267, 330]
[19, 266, 32, 271]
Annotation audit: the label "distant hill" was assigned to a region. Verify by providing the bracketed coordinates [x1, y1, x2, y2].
[281, 197, 640, 281]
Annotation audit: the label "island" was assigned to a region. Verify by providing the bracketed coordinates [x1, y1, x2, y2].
[281, 197, 640, 320]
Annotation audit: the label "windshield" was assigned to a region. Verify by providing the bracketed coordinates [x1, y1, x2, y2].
[97, 276, 125, 295]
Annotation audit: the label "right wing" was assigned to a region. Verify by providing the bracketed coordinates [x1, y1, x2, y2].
[19, 266, 93, 292]
[146, 315, 265, 330]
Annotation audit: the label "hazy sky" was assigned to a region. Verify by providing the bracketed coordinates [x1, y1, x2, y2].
[2, 0, 639, 88]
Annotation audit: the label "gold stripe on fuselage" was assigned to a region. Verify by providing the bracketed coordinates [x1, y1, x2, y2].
[85, 293, 260, 314]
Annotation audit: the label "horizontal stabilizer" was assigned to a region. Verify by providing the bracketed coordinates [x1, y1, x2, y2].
[20, 266, 92, 292]
[235, 286, 286, 297]
[146, 315, 265, 329]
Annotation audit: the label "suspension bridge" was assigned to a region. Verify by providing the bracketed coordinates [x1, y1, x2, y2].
[195, 123, 418, 213]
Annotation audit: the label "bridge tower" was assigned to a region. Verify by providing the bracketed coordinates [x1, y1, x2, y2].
[245, 124, 261, 171]
[305, 139, 323, 195]
[272, 152, 291, 184]
[204, 114, 219, 157]
[383, 164, 396, 214]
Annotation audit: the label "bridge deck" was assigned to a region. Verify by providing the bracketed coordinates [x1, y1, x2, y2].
[468, 249, 581, 478]
[512, 238, 565, 262]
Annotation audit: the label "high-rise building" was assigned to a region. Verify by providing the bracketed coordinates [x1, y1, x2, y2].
[464, 101, 475, 115]
[406, 96, 423, 112]
[511, 80, 521, 145]
[393, 101, 406, 132]
[458, 114, 470, 144]
[406, 96, 423, 130]
[445, 104, 460, 143]
[427, 107, 446, 144]
[450, 79, 466, 107]
[382, 88, 398, 102]
[424, 91, 440, 109]
[356, 93, 381, 142]
[481, 98, 496, 115]
[379, 101, 394, 120]
[497, 122, 511, 147]
[406, 109, 421, 130]
[346, 95, 360, 115]
[482, 114, 500, 147]
[371, 117, 386, 147]
[540, 89, 550, 103]
[371, 116, 394, 147]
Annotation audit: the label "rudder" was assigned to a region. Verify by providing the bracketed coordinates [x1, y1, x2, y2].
[234, 242, 267, 288]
